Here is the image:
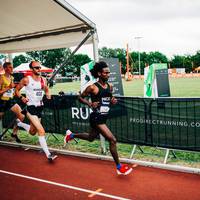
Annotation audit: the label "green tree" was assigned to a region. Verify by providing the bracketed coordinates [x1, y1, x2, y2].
[98, 47, 126, 73]
[129, 51, 168, 74]
[26, 48, 71, 70]
[146, 51, 168, 65]
[115, 48, 126, 73]
[13, 54, 31, 67]
[98, 47, 117, 58]
[183, 55, 192, 73]
[130, 52, 150, 74]
[169, 54, 195, 72]
[71, 54, 91, 76]
[170, 55, 185, 69]
[192, 51, 200, 68]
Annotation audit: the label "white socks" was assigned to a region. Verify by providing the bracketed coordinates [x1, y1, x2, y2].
[16, 119, 50, 158]
[38, 136, 51, 157]
[17, 121, 30, 132]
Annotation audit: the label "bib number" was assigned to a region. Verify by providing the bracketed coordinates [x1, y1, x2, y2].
[100, 106, 110, 113]
[36, 91, 43, 96]
[3, 89, 14, 98]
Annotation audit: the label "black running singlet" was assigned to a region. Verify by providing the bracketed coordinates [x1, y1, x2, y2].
[90, 82, 112, 115]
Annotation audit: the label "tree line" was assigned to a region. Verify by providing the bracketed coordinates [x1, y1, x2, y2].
[1, 47, 200, 76]
[98, 47, 200, 74]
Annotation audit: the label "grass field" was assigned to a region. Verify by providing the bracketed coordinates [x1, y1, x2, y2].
[50, 77, 200, 97]
[4, 77, 200, 168]
[48, 77, 200, 167]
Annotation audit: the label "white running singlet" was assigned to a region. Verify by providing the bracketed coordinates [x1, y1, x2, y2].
[25, 76, 44, 106]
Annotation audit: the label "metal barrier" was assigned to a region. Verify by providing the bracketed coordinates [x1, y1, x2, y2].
[3, 95, 200, 152]
[148, 98, 200, 151]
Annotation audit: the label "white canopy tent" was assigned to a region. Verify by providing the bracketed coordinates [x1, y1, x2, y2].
[0, 0, 98, 60]
[0, 0, 105, 151]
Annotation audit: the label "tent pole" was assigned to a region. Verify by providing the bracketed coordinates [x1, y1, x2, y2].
[48, 29, 95, 84]
[92, 32, 99, 61]
[8, 53, 13, 63]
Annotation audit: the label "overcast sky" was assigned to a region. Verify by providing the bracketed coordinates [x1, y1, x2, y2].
[67, 0, 200, 59]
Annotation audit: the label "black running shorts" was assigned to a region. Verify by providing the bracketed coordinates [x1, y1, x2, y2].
[89, 112, 108, 128]
[27, 105, 44, 118]
[0, 99, 16, 112]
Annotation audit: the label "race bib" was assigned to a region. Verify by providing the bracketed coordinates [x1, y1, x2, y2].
[3, 89, 14, 98]
[33, 90, 44, 103]
[35, 91, 43, 97]
[100, 106, 110, 113]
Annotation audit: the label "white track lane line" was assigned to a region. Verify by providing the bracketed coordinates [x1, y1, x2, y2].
[0, 169, 131, 200]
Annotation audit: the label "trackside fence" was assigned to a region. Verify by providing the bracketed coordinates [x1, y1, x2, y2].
[3, 95, 200, 152]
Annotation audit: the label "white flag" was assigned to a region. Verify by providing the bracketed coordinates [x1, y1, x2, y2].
[80, 61, 96, 92]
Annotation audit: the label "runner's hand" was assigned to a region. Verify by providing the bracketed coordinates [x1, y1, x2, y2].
[21, 96, 29, 104]
[111, 97, 117, 105]
[46, 94, 51, 99]
[90, 101, 100, 108]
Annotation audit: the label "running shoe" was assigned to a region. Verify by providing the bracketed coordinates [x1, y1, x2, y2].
[117, 164, 132, 175]
[11, 133, 21, 143]
[64, 129, 74, 143]
[48, 153, 58, 162]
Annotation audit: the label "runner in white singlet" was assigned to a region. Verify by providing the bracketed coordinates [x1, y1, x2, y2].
[15, 61, 57, 162]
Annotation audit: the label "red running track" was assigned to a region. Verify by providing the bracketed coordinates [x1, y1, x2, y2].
[0, 145, 199, 200]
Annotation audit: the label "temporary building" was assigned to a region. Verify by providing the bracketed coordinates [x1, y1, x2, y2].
[0, 0, 98, 59]
[0, 0, 99, 82]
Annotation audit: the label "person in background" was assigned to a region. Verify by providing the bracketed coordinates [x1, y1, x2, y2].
[64, 61, 132, 175]
[0, 60, 5, 75]
[0, 62, 24, 142]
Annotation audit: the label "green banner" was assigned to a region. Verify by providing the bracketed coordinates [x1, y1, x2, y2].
[144, 63, 167, 97]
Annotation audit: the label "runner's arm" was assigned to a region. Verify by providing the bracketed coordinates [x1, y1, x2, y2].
[43, 78, 51, 99]
[15, 77, 29, 104]
[78, 85, 97, 107]
[109, 83, 117, 105]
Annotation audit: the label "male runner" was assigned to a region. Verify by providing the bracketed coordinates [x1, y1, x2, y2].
[0, 62, 24, 142]
[64, 61, 132, 175]
[15, 61, 57, 161]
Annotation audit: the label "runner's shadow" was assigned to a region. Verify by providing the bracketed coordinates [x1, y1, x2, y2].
[116, 173, 133, 181]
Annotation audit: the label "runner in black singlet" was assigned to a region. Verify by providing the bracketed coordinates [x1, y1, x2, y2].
[89, 81, 112, 127]
[64, 61, 132, 175]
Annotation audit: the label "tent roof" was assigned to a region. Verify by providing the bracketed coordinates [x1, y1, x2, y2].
[0, 0, 97, 53]
[14, 63, 53, 73]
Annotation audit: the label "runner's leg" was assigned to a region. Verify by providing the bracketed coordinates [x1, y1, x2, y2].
[96, 124, 120, 166]
[29, 115, 51, 157]
[74, 128, 99, 142]
[10, 104, 31, 143]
